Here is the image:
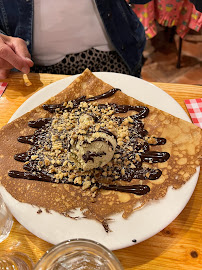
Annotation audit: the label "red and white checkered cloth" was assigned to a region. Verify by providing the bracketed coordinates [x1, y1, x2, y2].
[0, 82, 8, 97]
[185, 98, 202, 128]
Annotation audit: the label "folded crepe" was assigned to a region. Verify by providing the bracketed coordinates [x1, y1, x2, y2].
[0, 69, 201, 230]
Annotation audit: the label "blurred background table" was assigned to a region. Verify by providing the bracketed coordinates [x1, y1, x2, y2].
[0, 72, 201, 269]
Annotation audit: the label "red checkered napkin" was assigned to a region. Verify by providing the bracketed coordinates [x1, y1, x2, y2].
[0, 82, 8, 97]
[185, 98, 202, 128]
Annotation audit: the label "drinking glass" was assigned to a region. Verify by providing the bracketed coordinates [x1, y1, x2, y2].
[0, 193, 13, 242]
[0, 252, 33, 270]
[34, 239, 123, 270]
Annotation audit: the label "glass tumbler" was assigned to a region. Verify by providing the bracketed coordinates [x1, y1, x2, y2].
[34, 239, 123, 270]
[0, 193, 13, 242]
[0, 252, 33, 270]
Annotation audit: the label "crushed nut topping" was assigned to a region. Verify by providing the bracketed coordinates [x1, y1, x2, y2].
[12, 91, 169, 197]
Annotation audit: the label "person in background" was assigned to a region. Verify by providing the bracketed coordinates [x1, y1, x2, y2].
[0, 0, 152, 80]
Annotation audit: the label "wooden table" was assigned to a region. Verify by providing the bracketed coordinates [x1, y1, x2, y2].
[0, 72, 201, 269]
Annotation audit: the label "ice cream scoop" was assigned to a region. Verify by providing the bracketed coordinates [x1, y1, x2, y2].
[69, 131, 117, 171]
[68, 121, 117, 171]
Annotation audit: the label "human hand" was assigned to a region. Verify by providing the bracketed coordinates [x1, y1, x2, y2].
[0, 34, 34, 79]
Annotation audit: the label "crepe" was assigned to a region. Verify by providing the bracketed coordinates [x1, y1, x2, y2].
[0, 69, 201, 230]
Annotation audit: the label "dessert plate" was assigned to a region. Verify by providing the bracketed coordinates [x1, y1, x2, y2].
[0, 72, 199, 250]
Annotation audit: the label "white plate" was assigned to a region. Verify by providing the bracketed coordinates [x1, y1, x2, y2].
[0, 72, 199, 250]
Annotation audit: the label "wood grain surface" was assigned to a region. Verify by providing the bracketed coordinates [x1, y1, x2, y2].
[0, 72, 201, 269]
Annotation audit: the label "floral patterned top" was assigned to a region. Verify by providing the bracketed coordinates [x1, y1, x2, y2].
[130, 0, 202, 39]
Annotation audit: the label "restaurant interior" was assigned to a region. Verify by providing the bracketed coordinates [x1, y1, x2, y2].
[142, 27, 202, 85]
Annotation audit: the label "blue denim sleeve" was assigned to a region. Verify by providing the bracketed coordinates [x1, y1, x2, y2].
[0, 29, 6, 35]
[130, 0, 201, 11]
[129, 0, 152, 4]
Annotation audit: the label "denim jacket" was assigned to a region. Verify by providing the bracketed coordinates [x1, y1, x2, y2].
[0, 0, 151, 75]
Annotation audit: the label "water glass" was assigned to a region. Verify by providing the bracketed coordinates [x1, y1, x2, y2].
[34, 239, 123, 270]
[0, 193, 13, 242]
[0, 252, 33, 270]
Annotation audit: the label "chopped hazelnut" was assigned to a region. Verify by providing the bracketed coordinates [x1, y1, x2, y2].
[44, 158, 50, 166]
[31, 155, 38, 160]
[82, 181, 91, 190]
[74, 176, 82, 185]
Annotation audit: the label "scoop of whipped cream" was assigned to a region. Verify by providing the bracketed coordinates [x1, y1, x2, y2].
[68, 114, 117, 171]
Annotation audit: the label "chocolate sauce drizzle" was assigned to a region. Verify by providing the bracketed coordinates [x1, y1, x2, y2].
[8, 170, 150, 195]
[83, 137, 114, 150]
[82, 151, 106, 163]
[9, 88, 170, 196]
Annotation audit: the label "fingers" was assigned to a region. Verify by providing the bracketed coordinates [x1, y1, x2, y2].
[0, 44, 30, 73]
[0, 45, 15, 79]
[24, 57, 34, 67]
[0, 58, 13, 70]
[0, 35, 32, 73]
[12, 38, 34, 67]
[0, 69, 9, 79]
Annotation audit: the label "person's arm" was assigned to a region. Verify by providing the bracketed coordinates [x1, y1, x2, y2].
[0, 33, 33, 79]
